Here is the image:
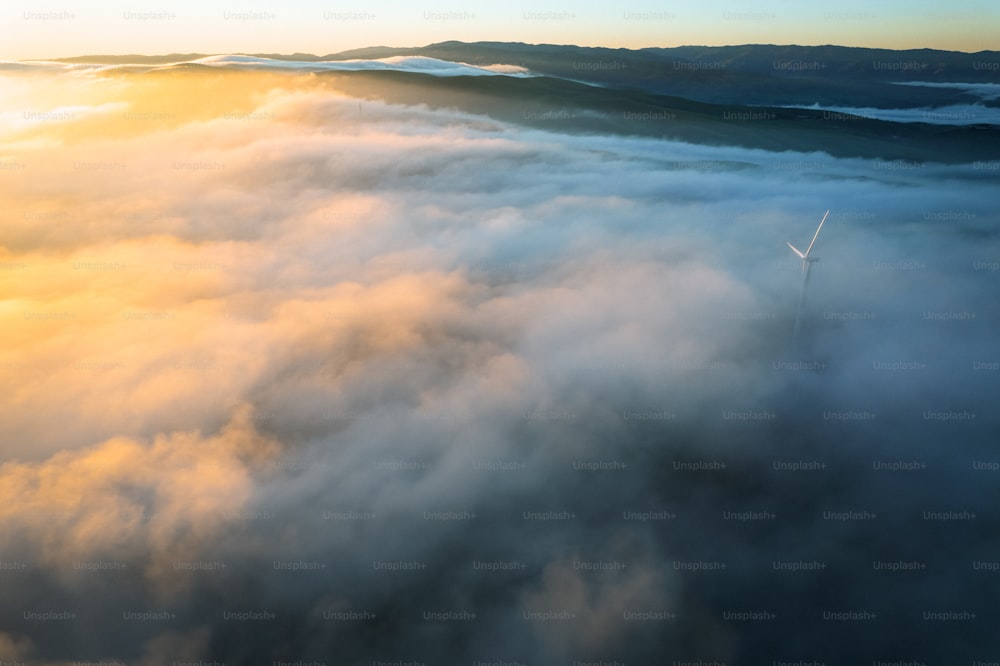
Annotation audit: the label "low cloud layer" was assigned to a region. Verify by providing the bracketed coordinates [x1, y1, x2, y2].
[788, 102, 1000, 125]
[893, 81, 1000, 101]
[0, 68, 998, 664]
[3, 55, 535, 78]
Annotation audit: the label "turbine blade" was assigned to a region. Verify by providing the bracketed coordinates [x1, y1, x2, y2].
[786, 242, 805, 259]
[803, 209, 830, 258]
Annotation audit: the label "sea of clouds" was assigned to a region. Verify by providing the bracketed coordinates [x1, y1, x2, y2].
[0, 67, 998, 664]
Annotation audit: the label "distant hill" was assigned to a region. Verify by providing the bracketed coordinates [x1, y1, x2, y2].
[52, 41, 1000, 109]
[312, 68, 1000, 163]
[319, 42, 1000, 108]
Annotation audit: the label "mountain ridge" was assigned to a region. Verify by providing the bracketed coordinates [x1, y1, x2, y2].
[46, 42, 1000, 108]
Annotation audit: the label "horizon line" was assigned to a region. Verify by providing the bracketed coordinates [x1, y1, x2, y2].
[13, 40, 1000, 62]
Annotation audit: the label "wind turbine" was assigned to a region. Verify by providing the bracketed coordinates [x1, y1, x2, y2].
[788, 209, 830, 338]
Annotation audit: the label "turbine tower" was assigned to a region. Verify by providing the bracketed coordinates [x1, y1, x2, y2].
[788, 209, 830, 338]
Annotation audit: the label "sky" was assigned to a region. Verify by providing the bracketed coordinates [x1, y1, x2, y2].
[0, 64, 998, 663]
[2, 0, 998, 60]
